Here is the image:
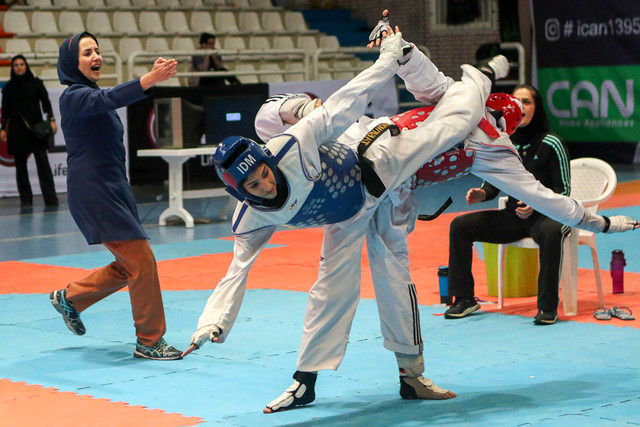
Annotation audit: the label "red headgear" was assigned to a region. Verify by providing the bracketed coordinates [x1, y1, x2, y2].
[486, 93, 523, 135]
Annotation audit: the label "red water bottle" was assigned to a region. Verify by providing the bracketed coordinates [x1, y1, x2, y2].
[610, 249, 626, 294]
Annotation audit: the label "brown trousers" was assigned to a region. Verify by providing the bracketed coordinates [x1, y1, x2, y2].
[65, 239, 166, 346]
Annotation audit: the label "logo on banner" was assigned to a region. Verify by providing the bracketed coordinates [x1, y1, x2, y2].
[545, 18, 561, 41]
[539, 65, 638, 142]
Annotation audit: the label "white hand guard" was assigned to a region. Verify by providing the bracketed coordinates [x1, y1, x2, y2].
[189, 325, 220, 348]
[488, 55, 509, 80]
[368, 14, 391, 43]
[605, 215, 639, 233]
[379, 32, 404, 62]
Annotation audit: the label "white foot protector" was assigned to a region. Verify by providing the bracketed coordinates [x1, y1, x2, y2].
[264, 371, 316, 413]
[400, 376, 457, 400]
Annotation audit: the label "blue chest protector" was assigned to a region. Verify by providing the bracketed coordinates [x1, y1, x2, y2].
[287, 141, 364, 228]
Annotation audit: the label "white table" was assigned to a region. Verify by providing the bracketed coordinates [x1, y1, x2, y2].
[137, 147, 235, 228]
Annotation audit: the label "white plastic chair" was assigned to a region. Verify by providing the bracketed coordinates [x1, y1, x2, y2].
[131, 0, 156, 6]
[99, 38, 116, 52]
[295, 34, 317, 53]
[139, 11, 165, 35]
[146, 37, 170, 52]
[87, 12, 114, 35]
[181, 0, 203, 7]
[28, 0, 53, 8]
[3, 12, 31, 36]
[248, 35, 270, 50]
[31, 11, 60, 35]
[54, 0, 80, 8]
[190, 12, 215, 33]
[35, 38, 60, 54]
[156, 0, 180, 8]
[222, 36, 246, 50]
[105, 0, 132, 6]
[164, 11, 191, 35]
[496, 157, 617, 315]
[233, 63, 258, 84]
[172, 37, 195, 51]
[258, 62, 282, 83]
[58, 12, 85, 34]
[118, 37, 144, 61]
[272, 35, 294, 50]
[319, 35, 339, 49]
[249, 0, 272, 8]
[214, 11, 238, 33]
[4, 39, 32, 54]
[238, 11, 262, 32]
[284, 11, 307, 32]
[260, 11, 284, 33]
[113, 11, 141, 35]
[79, 0, 106, 7]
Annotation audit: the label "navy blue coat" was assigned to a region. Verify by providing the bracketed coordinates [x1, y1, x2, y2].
[58, 32, 149, 244]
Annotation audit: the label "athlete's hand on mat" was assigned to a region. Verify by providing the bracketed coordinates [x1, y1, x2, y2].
[182, 326, 221, 357]
[515, 201, 533, 219]
[466, 188, 486, 205]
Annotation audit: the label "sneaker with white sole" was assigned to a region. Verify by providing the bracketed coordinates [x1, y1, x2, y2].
[50, 289, 85, 335]
[134, 338, 182, 360]
[444, 297, 481, 319]
[264, 371, 317, 413]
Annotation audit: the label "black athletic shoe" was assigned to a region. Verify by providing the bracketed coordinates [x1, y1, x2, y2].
[444, 297, 481, 319]
[50, 289, 86, 335]
[264, 371, 317, 413]
[533, 310, 558, 325]
[134, 338, 182, 360]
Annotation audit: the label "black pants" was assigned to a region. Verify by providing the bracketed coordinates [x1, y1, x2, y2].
[448, 209, 569, 312]
[13, 149, 58, 205]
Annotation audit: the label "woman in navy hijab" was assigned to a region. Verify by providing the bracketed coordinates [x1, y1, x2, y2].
[50, 31, 182, 360]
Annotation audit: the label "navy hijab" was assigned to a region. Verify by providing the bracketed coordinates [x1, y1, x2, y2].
[57, 31, 100, 89]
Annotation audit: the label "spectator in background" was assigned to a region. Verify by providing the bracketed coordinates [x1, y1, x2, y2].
[0, 55, 58, 206]
[189, 32, 240, 87]
[444, 84, 571, 325]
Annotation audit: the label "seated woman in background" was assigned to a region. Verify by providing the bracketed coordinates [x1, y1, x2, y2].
[444, 84, 571, 325]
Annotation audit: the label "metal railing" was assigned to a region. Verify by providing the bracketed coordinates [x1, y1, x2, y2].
[126, 48, 309, 82]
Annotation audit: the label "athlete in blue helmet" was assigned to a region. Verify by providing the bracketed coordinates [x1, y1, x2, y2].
[186, 22, 638, 413]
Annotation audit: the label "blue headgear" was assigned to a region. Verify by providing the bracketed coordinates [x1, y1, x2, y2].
[214, 136, 280, 206]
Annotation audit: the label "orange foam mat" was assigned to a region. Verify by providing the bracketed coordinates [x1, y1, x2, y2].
[0, 379, 202, 427]
[601, 179, 640, 209]
[2, 210, 638, 328]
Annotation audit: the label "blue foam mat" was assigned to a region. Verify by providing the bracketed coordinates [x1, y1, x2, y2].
[1, 290, 640, 426]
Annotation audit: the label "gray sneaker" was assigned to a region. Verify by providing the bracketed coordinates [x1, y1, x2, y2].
[134, 338, 182, 360]
[50, 289, 86, 335]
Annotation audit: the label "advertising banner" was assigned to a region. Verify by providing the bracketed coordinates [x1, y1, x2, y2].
[532, 0, 640, 143]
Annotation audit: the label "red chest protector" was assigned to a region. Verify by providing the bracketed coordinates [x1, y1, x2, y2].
[389, 106, 500, 189]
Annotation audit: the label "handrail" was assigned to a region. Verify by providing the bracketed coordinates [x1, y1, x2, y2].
[499, 41, 525, 85]
[126, 48, 309, 82]
[0, 52, 122, 84]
